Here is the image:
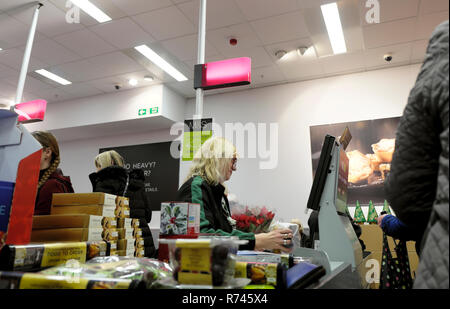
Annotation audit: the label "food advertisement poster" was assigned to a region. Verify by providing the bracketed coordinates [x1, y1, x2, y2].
[309, 117, 400, 206]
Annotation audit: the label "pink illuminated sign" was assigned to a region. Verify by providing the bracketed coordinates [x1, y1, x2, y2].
[14, 99, 47, 124]
[194, 57, 251, 90]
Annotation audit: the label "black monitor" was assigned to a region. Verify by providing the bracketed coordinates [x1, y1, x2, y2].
[307, 135, 336, 211]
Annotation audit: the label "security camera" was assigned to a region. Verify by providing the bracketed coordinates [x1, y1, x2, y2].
[384, 54, 393, 62]
[114, 84, 121, 90]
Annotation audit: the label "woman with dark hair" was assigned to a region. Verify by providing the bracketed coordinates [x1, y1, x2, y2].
[32, 131, 74, 215]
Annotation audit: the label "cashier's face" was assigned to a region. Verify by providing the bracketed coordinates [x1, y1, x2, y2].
[224, 156, 237, 181]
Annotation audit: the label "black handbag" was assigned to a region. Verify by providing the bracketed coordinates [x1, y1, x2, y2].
[379, 233, 413, 289]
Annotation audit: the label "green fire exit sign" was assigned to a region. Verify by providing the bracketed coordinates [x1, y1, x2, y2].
[138, 107, 159, 116]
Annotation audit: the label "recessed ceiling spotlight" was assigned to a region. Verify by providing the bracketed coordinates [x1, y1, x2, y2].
[275, 50, 288, 60]
[297, 46, 310, 56]
[128, 78, 138, 86]
[0, 48, 3, 51]
[144, 75, 154, 82]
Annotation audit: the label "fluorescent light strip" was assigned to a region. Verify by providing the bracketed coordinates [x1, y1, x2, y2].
[35, 69, 72, 85]
[70, 0, 112, 23]
[321, 2, 347, 55]
[134, 45, 188, 82]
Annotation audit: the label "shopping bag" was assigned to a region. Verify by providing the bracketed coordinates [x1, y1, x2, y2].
[379, 233, 413, 289]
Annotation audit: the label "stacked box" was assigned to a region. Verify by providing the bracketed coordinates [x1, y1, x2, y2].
[117, 218, 146, 257]
[160, 202, 200, 236]
[29, 193, 131, 257]
[158, 202, 201, 261]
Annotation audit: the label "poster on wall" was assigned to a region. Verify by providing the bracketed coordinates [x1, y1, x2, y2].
[99, 141, 180, 211]
[182, 118, 213, 161]
[309, 117, 400, 206]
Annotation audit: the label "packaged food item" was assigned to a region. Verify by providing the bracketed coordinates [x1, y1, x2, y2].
[161, 237, 246, 287]
[0, 242, 110, 272]
[117, 218, 140, 229]
[38, 256, 172, 289]
[32, 215, 105, 230]
[118, 228, 133, 240]
[115, 206, 130, 218]
[234, 261, 285, 288]
[118, 239, 135, 251]
[160, 202, 200, 236]
[51, 205, 116, 217]
[0, 271, 143, 289]
[31, 228, 108, 242]
[51, 193, 117, 207]
[115, 196, 129, 208]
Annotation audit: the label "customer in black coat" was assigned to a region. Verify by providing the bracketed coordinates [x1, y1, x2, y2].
[89, 150, 156, 258]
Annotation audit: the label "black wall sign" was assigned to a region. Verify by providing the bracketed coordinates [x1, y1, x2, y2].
[99, 141, 180, 211]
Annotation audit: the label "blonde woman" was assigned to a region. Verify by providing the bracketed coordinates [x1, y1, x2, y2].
[32, 131, 74, 215]
[89, 150, 156, 258]
[177, 137, 293, 252]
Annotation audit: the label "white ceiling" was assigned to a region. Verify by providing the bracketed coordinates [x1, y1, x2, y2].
[0, 0, 448, 105]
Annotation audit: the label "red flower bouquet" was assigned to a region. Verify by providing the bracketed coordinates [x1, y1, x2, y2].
[231, 206, 275, 234]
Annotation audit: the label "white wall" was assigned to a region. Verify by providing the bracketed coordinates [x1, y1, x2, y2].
[181, 64, 422, 227]
[31, 63, 422, 230]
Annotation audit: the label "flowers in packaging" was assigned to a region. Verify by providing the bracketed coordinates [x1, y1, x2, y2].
[231, 205, 275, 234]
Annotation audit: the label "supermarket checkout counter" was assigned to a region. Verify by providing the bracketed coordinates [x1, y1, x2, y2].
[296, 131, 372, 289]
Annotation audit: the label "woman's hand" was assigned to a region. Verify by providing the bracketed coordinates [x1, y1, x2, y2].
[377, 214, 387, 227]
[254, 229, 294, 253]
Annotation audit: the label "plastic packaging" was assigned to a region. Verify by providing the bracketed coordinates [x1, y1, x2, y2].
[39, 256, 173, 288]
[160, 236, 247, 287]
[269, 221, 300, 249]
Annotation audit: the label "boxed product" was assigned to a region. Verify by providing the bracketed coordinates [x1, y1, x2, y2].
[30, 228, 120, 242]
[134, 247, 145, 258]
[118, 228, 133, 240]
[133, 228, 143, 238]
[161, 237, 246, 286]
[0, 271, 142, 289]
[117, 239, 135, 251]
[115, 196, 129, 208]
[160, 202, 200, 235]
[32, 215, 106, 230]
[115, 206, 130, 218]
[0, 241, 110, 272]
[51, 193, 117, 207]
[51, 205, 116, 217]
[234, 261, 284, 287]
[117, 218, 140, 229]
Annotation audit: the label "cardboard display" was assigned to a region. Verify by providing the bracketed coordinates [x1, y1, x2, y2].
[0, 109, 42, 247]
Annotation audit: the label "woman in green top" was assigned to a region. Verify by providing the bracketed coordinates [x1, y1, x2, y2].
[176, 137, 293, 252]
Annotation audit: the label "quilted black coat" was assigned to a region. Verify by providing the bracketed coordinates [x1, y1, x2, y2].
[384, 21, 448, 289]
[89, 166, 156, 258]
